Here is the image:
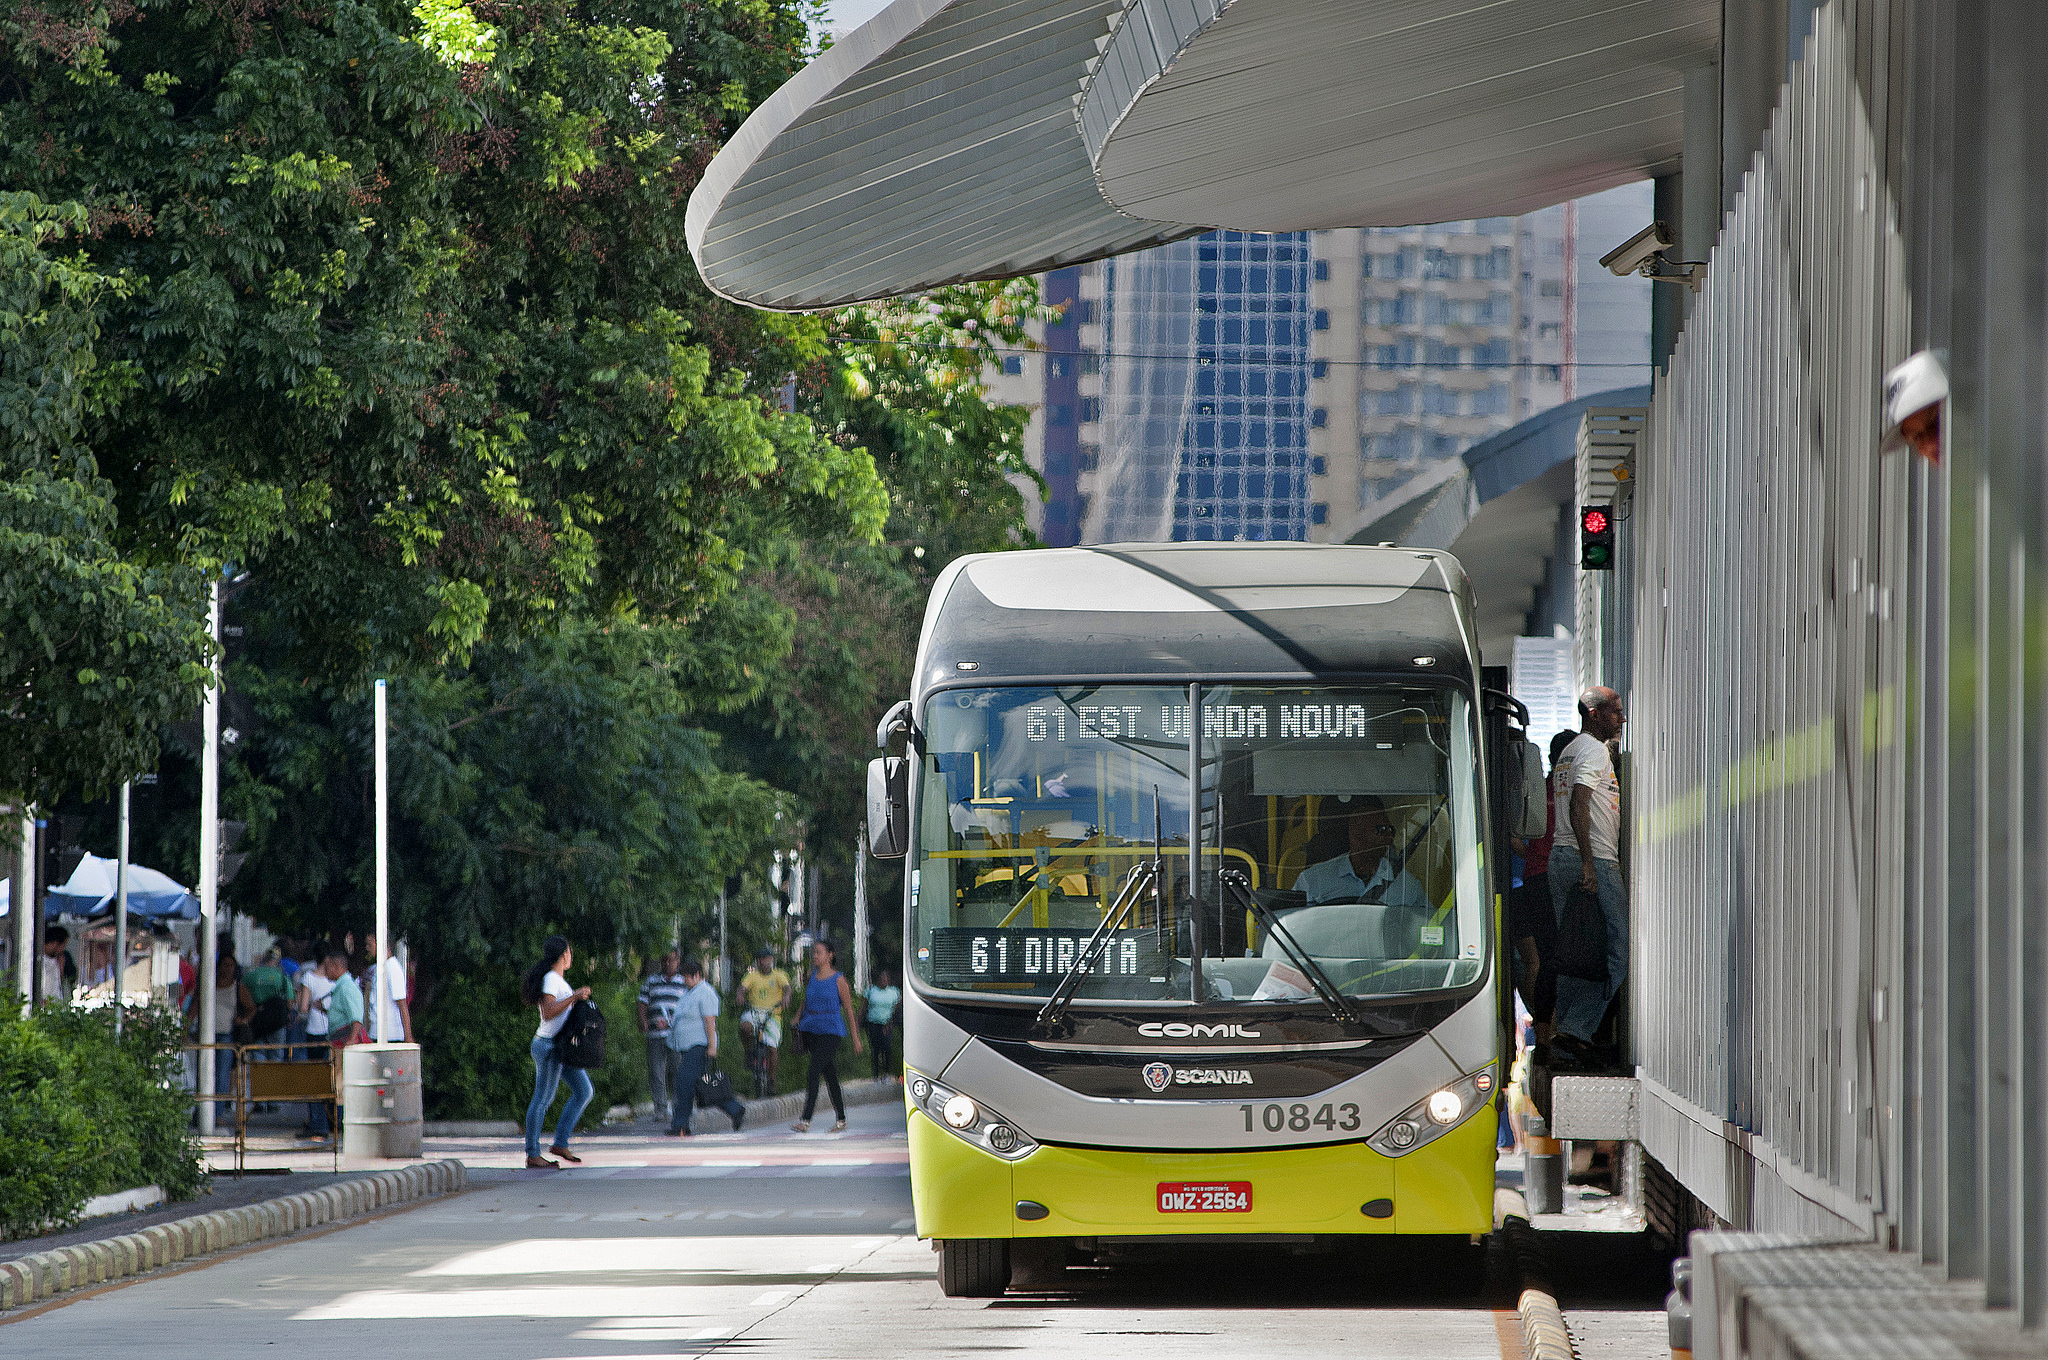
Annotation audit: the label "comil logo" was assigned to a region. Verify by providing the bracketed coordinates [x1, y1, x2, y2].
[1137, 1022, 1263, 1039]
[1141, 1062, 1172, 1093]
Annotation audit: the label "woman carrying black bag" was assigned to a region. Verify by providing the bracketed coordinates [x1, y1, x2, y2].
[522, 936, 594, 1169]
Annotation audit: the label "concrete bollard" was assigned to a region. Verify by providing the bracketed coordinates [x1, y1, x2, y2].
[1523, 1115, 1565, 1215]
[0, 1260, 31, 1309]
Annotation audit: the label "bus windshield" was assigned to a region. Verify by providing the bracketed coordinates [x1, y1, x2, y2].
[908, 684, 1486, 1006]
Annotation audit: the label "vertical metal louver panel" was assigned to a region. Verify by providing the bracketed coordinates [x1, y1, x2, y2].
[1627, 2, 1908, 1242]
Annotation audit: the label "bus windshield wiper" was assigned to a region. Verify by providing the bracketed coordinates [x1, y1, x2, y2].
[1220, 869, 1360, 1027]
[1034, 861, 1158, 1031]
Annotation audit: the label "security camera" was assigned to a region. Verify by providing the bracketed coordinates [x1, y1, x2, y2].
[1599, 222, 1676, 277]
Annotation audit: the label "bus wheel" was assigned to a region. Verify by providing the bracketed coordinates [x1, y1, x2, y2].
[937, 1238, 1011, 1297]
[1431, 1235, 1489, 1297]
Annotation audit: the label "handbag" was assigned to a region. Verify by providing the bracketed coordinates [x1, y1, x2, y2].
[696, 1068, 735, 1108]
[251, 994, 290, 1036]
[554, 999, 608, 1069]
[1554, 882, 1610, 982]
[788, 1026, 806, 1056]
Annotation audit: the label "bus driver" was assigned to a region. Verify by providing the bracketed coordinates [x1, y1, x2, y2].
[1293, 798, 1428, 908]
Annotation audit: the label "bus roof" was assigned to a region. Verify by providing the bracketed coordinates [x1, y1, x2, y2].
[913, 544, 1477, 697]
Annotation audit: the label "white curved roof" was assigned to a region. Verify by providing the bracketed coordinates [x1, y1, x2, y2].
[685, 0, 1200, 309]
[689, 0, 1716, 309]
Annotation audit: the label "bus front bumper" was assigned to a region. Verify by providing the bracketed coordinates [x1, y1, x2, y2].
[907, 1107, 1496, 1240]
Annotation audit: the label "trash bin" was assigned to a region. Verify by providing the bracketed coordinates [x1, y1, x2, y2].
[341, 1042, 423, 1159]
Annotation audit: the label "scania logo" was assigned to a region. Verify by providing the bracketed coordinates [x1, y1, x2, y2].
[1174, 1068, 1253, 1086]
[1142, 1062, 1172, 1093]
[1137, 1022, 1263, 1039]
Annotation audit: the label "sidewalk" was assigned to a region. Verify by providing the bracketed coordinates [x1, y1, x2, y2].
[204, 1077, 903, 1175]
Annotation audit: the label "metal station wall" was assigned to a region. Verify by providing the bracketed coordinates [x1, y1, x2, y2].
[1625, 0, 2048, 1322]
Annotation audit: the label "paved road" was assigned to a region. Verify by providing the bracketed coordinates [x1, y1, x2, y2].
[4, 1103, 1664, 1358]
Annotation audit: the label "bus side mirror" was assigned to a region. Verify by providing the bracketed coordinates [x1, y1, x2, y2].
[867, 757, 909, 859]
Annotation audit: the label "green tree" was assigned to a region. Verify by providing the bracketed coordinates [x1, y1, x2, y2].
[1, 0, 881, 685]
[223, 617, 789, 976]
[0, 194, 211, 806]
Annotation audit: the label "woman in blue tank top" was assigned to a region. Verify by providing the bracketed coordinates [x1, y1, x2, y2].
[791, 940, 863, 1132]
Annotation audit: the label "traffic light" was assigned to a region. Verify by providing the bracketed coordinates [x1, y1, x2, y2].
[1579, 504, 1615, 570]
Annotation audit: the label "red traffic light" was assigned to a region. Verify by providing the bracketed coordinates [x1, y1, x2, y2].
[1579, 503, 1616, 571]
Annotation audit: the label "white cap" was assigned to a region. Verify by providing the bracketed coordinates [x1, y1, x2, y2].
[1883, 351, 1949, 433]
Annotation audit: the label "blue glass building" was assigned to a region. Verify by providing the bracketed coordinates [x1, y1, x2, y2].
[1091, 230, 1316, 543]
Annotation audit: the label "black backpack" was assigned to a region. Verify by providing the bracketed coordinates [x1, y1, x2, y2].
[554, 999, 607, 1069]
[1554, 883, 1610, 982]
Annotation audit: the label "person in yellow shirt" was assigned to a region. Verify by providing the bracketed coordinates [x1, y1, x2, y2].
[737, 949, 792, 1096]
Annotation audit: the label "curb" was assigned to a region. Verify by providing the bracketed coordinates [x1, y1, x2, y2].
[419, 1077, 901, 1139]
[1500, 1206, 1576, 1360]
[0, 1160, 467, 1313]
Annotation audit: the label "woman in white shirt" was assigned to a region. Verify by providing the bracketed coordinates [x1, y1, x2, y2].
[520, 936, 593, 1170]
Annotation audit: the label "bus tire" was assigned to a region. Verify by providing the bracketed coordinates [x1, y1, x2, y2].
[937, 1238, 1011, 1297]
[1431, 1234, 1488, 1297]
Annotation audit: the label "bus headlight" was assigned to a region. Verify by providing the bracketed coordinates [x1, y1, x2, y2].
[907, 1068, 1039, 1162]
[1367, 1064, 1495, 1158]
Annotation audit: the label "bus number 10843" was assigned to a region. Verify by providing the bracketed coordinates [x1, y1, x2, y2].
[1240, 1102, 1363, 1133]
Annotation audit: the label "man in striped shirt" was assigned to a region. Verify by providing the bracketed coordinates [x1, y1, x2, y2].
[637, 951, 691, 1124]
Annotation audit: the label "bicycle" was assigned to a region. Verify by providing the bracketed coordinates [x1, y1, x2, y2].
[739, 1008, 778, 1098]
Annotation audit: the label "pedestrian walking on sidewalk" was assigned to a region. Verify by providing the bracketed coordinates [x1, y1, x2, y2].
[521, 936, 593, 1169]
[790, 940, 862, 1133]
[663, 959, 747, 1137]
[637, 949, 690, 1124]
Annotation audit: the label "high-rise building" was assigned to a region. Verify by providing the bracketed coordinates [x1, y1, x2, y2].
[991, 186, 1649, 546]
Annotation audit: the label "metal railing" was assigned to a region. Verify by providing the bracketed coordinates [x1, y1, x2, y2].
[184, 1041, 340, 1176]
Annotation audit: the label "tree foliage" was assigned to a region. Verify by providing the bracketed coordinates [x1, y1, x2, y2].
[0, 194, 211, 805]
[1, 0, 881, 693]
[223, 617, 789, 978]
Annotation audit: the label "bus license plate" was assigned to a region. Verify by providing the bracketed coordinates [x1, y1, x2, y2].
[1157, 1182, 1252, 1213]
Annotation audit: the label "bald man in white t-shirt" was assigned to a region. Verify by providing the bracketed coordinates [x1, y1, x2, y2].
[1546, 686, 1628, 1051]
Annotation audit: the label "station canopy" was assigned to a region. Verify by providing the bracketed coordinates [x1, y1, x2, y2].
[688, 0, 1717, 310]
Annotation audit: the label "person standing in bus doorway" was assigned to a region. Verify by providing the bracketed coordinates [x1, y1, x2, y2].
[1547, 688, 1628, 1063]
[790, 940, 863, 1133]
[863, 967, 901, 1081]
[1510, 729, 1576, 1041]
[662, 958, 746, 1137]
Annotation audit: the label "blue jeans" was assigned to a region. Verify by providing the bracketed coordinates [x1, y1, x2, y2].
[526, 1034, 594, 1157]
[213, 1033, 235, 1107]
[666, 1044, 746, 1134]
[1547, 848, 1628, 1043]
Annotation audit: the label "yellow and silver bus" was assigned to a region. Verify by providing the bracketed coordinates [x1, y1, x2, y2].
[865, 544, 1505, 1296]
